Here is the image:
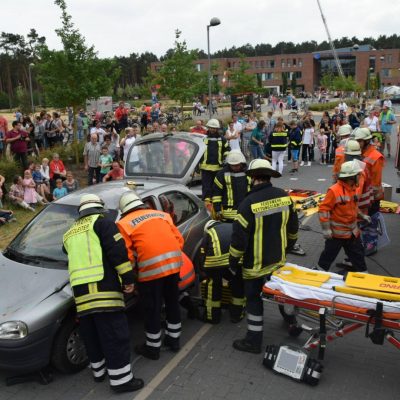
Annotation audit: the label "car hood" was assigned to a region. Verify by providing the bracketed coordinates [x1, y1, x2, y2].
[124, 132, 206, 186]
[0, 253, 69, 322]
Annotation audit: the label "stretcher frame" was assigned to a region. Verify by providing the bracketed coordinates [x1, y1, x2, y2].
[262, 288, 400, 358]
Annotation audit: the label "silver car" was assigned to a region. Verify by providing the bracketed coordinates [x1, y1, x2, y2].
[0, 133, 209, 374]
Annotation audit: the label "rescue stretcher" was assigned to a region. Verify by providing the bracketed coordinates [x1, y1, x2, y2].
[261, 264, 400, 385]
[261, 264, 400, 383]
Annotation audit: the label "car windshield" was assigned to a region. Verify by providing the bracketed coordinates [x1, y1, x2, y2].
[6, 204, 117, 269]
[125, 136, 197, 178]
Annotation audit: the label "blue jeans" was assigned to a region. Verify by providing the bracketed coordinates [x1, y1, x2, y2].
[250, 145, 264, 159]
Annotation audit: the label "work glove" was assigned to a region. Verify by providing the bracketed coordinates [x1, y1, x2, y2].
[322, 229, 332, 239]
[360, 214, 372, 224]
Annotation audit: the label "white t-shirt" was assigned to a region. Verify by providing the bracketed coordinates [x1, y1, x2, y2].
[123, 135, 137, 162]
[383, 99, 392, 109]
[338, 102, 348, 113]
[302, 128, 314, 145]
[225, 128, 241, 151]
[364, 116, 379, 132]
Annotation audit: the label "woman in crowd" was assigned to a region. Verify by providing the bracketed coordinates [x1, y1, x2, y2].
[225, 121, 241, 151]
[300, 120, 314, 167]
[249, 120, 266, 160]
[49, 153, 67, 189]
[63, 171, 79, 193]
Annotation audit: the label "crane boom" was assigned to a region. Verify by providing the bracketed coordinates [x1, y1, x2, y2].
[316, 0, 344, 78]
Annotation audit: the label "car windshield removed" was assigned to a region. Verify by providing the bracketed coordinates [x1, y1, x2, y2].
[125, 137, 197, 178]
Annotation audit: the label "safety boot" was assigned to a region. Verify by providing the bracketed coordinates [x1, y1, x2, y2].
[134, 344, 160, 360]
[111, 377, 144, 393]
[163, 335, 180, 353]
[232, 338, 261, 354]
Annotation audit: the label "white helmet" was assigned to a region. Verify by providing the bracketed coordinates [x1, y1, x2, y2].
[338, 160, 363, 179]
[247, 159, 281, 178]
[352, 127, 372, 141]
[226, 150, 246, 165]
[206, 119, 220, 129]
[119, 191, 144, 215]
[204, 219, 219, 233]
[78, 194, 105, 217]
[344, 139, 361, 155]
[338, 124, 352, 137]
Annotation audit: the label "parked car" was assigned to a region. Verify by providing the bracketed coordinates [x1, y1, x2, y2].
[0, 133, 209, 374]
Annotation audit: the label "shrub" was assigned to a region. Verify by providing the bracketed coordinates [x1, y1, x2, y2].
[0, 158, 20, 184]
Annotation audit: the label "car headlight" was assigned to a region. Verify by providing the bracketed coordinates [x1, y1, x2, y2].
[0, 321, 28, 339]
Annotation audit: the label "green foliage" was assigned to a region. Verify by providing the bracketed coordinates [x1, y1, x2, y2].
[151, 30, 203, 112]
[0, 158, 20, 184]
[320, 73, 363, 93]
[282, 72, 288, 94]
[226, 55, 258, 94]
[15, 84, 31, 114]
[291, 74, 297, 93]
[35, 142, 85, 166]
[308, 100, 342, 112]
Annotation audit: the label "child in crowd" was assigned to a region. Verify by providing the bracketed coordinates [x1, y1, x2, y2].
[0, 209, 16, 225]
[63, 171, 79, 193]
[99, 146, 113, 182]
[40, 158, 51, 183]
[23, 169, 38, 209]
[317, 129, 328, 164]
[288, 121, 302, 173]
[53, 178, 68, 200]
[32, 163, 50, 201]
[300, 120, 314, 167]
[8, 176, 35, 211]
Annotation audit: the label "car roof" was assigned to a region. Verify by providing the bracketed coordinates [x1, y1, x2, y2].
[56, 179, 188, 210]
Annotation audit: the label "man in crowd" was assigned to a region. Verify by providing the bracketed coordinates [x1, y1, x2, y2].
[379, 105, 396, 157]
[190, 120, 207, 135]
[103, 161, 124, 182]
[83, 133, 101, 185]
[114, 101, 129, 133]
[63, 194, 144, 393]
[0, 114, 8, 156]
[5, 121, 29, 170]
[230, 159, 298, 354]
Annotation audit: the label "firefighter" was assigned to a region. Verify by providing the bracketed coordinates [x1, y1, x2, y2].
[354, 127, 385, 254]
[230, 159, 299, 354]
[117, 191, 184, 360]
[199, 220, 245, 324]
[212, 150, 250, 221]
[63, 194, 144, 393]
[332, 124, 352, 182]
[200, 119, 230, 205]
[318, 161, 370, 272]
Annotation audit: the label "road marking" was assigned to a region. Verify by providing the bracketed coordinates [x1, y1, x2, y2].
[133, 324, 212, 400]
[289, 178, 298, 180]
[317, 178, 326, 181]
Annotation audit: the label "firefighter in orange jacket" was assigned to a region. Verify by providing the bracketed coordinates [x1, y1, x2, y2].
[332, 124, 352, 182]
[117, 191, 184, 360]
[318, 161, 370, 272]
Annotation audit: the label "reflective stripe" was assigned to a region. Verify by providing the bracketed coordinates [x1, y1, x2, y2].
[225, 174, 233, 207]
[248, 324, 263, 332]
[247, 314, 263, 322]
[288, 232, 298, 240]
[335, 196, 350, 202]
[363, 156, 376, 165]
[167, 331, 181, 338]
[115, 261, 132, 275]
[109, 373, 133, 386]
[70, 272, 104, 286]
[236, 213, 249, 228]
[254, 205, 289, 217]
[75, 291, 124, 305]
[108, 364, 131, 376]
[167, 322, 181, 330]
[212, 196, 223, 202]
[231, 296, 245, 306]
[93, 368, 106, 377]
[230, 246, 245, 258]
[209, 228, 221, 257]
[138, 250, 182, 268]
[91, 359, 105, 369]
[76, 299, 125, 313]
[214, 177, 223, 189]
[319, 211, 330, 218]
[139, 260, 182, 279]
[253, 214, 263, 270]
[146, 340, 161, 347]
[146, 332, 161, 339]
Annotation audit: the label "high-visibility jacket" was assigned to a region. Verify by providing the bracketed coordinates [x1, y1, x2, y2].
[332, 145, 345, 181]
[179, 253, 195, 291]
[269, 129, 288, 151]
[212, 166, 251, 221]
[63, 214, 134, 316]
[201, 222, 233, 268]
[362, 145, 384, 201]
[117, 208, 184, 282]
[288, 127, 302, 149]
[318, 180, 360, 239]
[356, 168, 373, 212]
[200, 135, 230, 172]
[229, 183, 299, 279]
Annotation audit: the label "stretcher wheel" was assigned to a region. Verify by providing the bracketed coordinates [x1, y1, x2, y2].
[278, 305, 297, 324]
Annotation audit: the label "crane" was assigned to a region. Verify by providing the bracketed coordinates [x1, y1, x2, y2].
[316, 0, 345, 78]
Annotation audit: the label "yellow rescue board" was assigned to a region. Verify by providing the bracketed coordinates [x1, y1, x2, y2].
[274, 266, 331, 287]
[345, 273, 400, 295]
[334, 285, 400, 302]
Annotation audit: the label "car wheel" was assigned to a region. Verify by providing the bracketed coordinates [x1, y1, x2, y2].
[51, 315, 88, 373]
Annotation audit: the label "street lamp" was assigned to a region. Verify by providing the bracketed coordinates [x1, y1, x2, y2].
[28, 63, 35, 114]
[207, 17, 221, 118]
[367, 67, 374, 97]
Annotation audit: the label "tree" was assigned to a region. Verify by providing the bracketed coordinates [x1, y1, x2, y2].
[36, 0, 119, 161]
[151, 30, 202, 113]
[226, 55, 258, 95]
[376, 73, 381, 91]
[291, 74, 297, 93]
[282, 72, 288, 94]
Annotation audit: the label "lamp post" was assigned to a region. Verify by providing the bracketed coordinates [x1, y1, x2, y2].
[28, 63, 35, 114]
[207, 17, 221, 118]
[367, 67, 373, 98]
[379, 56, 385, 92]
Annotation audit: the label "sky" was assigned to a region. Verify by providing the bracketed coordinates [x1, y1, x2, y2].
[2, 0, 400, 58]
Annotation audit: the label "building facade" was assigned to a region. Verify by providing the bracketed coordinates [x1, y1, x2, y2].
[151, 45, 400, 94]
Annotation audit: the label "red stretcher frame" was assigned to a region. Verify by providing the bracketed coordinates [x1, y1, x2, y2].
[262, 287, 400, 351]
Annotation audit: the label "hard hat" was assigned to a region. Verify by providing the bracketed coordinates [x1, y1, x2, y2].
[338, 124, 352, 137]
[246, 159, 281, 178]
[78, 194, 105, 217]
[338, 160, 362, 179]
[226, 150, 246, 165]
[204, 219, 219, 233]
[344, 139, 361, 155]
[119, 191, 144, 215]
[206, 119, 220, 129]
[352, 127, 372, 141]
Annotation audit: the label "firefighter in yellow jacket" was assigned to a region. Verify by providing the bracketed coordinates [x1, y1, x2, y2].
[63, 194, 144, 393]
[117, 191, 184, 360]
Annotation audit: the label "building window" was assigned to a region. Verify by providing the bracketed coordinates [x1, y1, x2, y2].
[261, 72, 274, 80]
[287, 59, 291, 68]
[255, 61, 260, 68]
[382, 69, 390, 78]
[387, 54, 393, 63]
[259, 60, 264, 68]
[265, 60, 275, 68]
[298, 58, 303, 67]
[281, 59, 285, 68]
[295, 71, 302, 79]
[195, 64, 204, 72]
[293, 59, 296, 66]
